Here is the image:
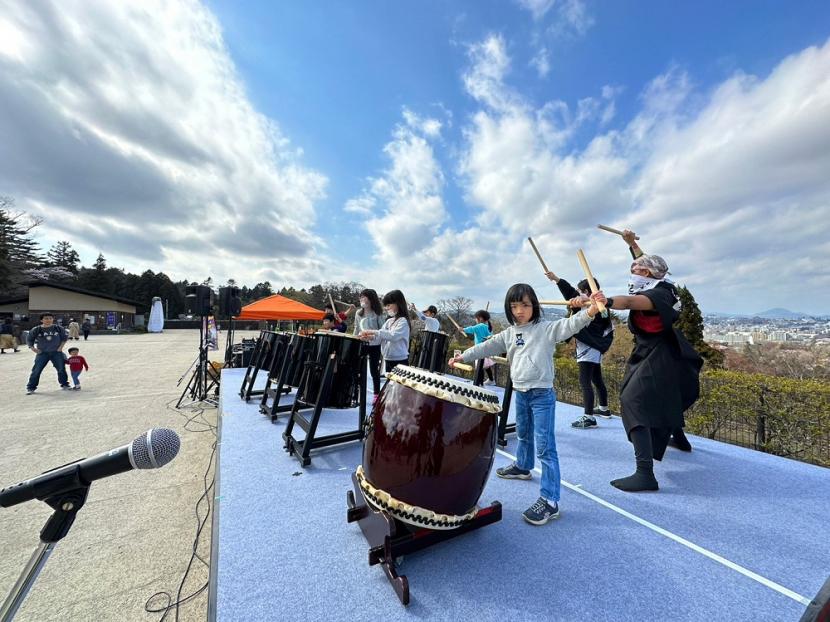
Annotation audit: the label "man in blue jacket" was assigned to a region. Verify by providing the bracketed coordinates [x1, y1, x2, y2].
[26, 312, 70, 394]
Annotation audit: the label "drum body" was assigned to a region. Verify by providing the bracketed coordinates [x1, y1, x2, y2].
[268, 332, 292, 373]
[300, 331, 364, 408]
[284, 334, 315, 388]
[416, 330, 449, 373]
[360, 365, 501, 529]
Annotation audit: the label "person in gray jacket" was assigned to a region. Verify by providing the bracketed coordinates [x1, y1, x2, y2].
[26, 312, 70, 394]
[450, 283, 606, 526]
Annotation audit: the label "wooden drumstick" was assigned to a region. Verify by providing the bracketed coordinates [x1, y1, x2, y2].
[491, 355, 508, 365]
[328, 293, 337, 313]
[445, 313, 464, 333]
[538, 299, 585, 306]
[449, 361, 474, 372]
[527, 237, 550, 273]
[597, 224, 639, 240]
[485, 301, 490, 312]
[576, 249, 607, 314]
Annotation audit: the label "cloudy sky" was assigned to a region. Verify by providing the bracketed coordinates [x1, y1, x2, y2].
[1, 0, 829, 314]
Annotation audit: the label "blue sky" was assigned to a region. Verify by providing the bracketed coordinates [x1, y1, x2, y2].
[1, 1, 829, 313]
[210, 0, 830, 245]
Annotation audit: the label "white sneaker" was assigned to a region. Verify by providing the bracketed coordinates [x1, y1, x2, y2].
[483, 379, 496, 386]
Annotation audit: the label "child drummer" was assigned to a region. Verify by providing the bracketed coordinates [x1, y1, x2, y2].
[449, 283, 606, 525]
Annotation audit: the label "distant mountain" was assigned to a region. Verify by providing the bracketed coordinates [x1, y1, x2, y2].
[753, 308, 809, 319]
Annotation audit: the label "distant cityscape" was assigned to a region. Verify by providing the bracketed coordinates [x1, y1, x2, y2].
[703, 309, 830, 347]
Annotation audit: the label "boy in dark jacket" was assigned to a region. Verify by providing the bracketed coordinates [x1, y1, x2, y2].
[546, 272, 614, 428]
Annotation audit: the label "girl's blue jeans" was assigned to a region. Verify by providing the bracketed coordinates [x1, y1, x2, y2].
[514, 387, 560, 502]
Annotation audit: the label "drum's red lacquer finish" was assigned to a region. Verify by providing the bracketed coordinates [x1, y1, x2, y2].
[363, 379, 497, 517]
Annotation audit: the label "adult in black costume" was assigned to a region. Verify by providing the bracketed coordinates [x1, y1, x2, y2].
[606, 245, 703, 492]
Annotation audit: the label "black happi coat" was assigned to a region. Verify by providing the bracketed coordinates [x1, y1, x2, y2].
[619, 282, 703, 460]
[556, 278, 614, 353]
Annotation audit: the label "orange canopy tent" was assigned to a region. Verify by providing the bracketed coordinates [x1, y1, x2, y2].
[236, 294, 325, 321]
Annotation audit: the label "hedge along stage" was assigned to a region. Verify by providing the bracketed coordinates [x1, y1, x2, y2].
[553, 358, 830, 468]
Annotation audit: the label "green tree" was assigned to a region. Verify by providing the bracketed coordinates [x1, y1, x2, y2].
[46, 240, 81, 275]
[0, 196, 43, 292]
[677, 285, 724, 369]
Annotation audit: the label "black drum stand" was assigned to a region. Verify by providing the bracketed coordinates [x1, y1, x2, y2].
[282, 353, 367, 467]
[259, 336, 304, 421]
[240, 332, 288, 402]
[346, 471, 501, 605]
[497, 375, 516, 447]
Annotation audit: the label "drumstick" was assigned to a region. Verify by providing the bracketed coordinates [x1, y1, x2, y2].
[538, 299, 586, 306]
[449, 361, 474, 372]
[328, 293, 337, 313]
[485, 301, 490, 312]
[445, 313, 464, 333]
[527, 237, 550, 273]
[576, 249, 607, 314]
[491, 355, 508, 365]
[597, 224, 639, 240]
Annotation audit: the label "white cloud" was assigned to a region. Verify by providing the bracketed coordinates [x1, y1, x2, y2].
[553, 0, 594, 37]
[515, 0, 555, 21]
[530, 46, 551, 78]
[0, 0, 327, 286]
[455, 34, 830, 314]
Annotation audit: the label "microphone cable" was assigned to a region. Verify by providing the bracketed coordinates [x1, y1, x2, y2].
[144, 399, 217, 621]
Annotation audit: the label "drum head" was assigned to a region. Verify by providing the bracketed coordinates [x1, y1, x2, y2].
[386, 365, 501, 414]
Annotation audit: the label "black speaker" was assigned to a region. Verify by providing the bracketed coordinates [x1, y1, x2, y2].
[219, 287, 242, 317]
[185, 285, 214, 316]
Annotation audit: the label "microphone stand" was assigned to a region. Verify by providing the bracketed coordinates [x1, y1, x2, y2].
[1, 466, 90, 622]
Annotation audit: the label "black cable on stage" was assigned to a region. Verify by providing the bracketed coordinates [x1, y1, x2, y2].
[144, 399, 218, 621]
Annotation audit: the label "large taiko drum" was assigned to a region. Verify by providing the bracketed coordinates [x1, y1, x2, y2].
[357, 365, 501, 530]
[415, 330, 449, 373]
[300, 331, 364, 408]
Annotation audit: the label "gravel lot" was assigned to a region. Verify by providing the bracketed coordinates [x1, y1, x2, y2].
[0, 329, 255, 621]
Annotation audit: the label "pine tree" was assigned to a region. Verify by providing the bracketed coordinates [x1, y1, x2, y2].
[0, 197, 43, 292]
[677, 285, 724, 369]
[46, 240, 81, 274]
[81, 253, 111, 294]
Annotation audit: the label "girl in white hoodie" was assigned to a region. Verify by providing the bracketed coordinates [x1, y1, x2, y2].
[450, 283, 605, 526]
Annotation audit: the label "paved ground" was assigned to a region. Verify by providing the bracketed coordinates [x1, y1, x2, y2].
[0, 329, 257, 622]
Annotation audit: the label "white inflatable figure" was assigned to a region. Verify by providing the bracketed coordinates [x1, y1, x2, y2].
[148, 297, 164, 333]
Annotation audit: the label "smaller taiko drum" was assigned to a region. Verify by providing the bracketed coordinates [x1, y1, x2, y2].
[357, 365, 501, 529]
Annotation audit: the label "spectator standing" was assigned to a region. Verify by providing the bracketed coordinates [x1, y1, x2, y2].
[81, 319, 91, 340]
[68, 318, 81, 340]
[26, 312, 70, 394]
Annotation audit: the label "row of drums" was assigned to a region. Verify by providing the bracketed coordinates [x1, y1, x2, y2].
[258, 328, 501, 530]
[263, 329, 365, 409]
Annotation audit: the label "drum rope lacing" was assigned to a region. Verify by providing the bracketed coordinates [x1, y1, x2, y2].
[355, 465, 478, 530]
[386, 365, 502, 414]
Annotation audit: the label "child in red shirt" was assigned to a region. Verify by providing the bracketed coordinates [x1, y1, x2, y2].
[64, 347, 89, 390]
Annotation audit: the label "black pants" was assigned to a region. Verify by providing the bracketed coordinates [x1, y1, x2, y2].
[578, 361, 608, 414]
[385, 359, 407, 374]
[485, 365, 494, 382]
[365, 345, 382, 394]
[630, 425, 654, 469]
[83, 331, 89, 340]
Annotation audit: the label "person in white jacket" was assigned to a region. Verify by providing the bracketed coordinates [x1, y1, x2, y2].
[450, 283, 606, 526]
[359, 289, 411, 374]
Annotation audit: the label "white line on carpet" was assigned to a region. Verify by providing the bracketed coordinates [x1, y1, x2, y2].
[495, 448, 811, 606]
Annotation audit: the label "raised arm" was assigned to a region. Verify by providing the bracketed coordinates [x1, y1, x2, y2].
[622, 229, 644, 259]
[607, 294, 655, 311]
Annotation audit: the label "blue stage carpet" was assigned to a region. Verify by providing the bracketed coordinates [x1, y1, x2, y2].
[210, 369, 828, 621]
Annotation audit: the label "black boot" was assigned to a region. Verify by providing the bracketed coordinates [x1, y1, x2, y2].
[611, 464, 659, 492]
[669, 428, 692, 452]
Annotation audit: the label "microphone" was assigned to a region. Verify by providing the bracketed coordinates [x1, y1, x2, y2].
[0, 428, 181, 508]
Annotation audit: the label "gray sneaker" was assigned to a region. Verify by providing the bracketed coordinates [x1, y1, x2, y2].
[496, 463, 532, 480]
[523, 497, 560, 525]
[571, 415, 597, 428]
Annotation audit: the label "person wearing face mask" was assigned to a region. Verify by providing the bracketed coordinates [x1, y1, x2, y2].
[352, 289, 384, 397]
[603, 237, 703, 492]
[622, 230, 695, 453]
[358, 289, 411, 375]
